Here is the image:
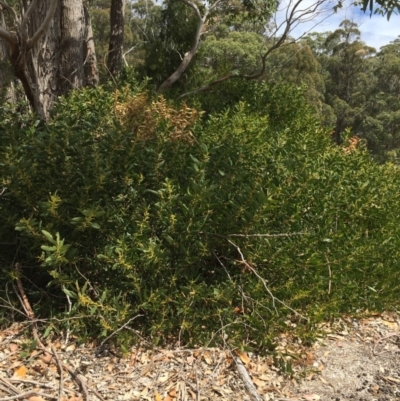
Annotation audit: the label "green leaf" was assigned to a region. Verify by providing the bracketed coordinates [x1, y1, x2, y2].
[42, 230, 56, 244]
[41, 245, 57, 252]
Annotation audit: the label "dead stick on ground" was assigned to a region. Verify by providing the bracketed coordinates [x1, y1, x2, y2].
[218, 314, 263, 401]
[373, 332, 400, 355]
[231, 352, 263, 401]
[0, 391, 56, 401]
[51, 345, 63, 401]
[0, 377, 20, 396]
[62, 364, 90, 401]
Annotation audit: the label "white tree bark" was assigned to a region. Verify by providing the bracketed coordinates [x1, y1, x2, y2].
[0, 0, 99, 120]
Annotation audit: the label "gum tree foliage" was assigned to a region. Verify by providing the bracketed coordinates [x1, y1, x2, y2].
[359, 37, 400, 161]
[310, 20, 376, 144]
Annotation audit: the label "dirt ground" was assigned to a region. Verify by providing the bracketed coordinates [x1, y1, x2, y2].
[1, 313, 400, 401]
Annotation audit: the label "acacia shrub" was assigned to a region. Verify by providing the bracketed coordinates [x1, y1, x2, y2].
[1, 83, 400, 348]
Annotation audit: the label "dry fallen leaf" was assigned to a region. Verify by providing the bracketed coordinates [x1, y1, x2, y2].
[14, 365, 27, 378]
[9, 343, 18, 352]
[163, 396, 173, 401]
[386, 376, 400, 384]
[381, 320, 398, 330]
[302, 394, 321, 400]
[41, 352, 52, 364]
[168, 388, 177, 397]
[203, 351, 212, 365]
[155, 393, 162, 401]
[236, 351, 250, 365]
[252, 378, 266, 388]
[27, 397, 46, 401]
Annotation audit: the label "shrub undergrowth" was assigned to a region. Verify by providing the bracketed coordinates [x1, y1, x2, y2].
[1, 82, 400, 352]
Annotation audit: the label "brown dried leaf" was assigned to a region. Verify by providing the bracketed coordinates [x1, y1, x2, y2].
[203, 351, 212, 365]
[252, 378, 266, 388]
[168, 388, 177, 398]
[9, 343, 18, 352]
[14, 365, 27, 378]
[155, 393, 162, 401]
[27, 397, 46, 401]
[41, 352, 52, 364]
[236, 351, 250, 365]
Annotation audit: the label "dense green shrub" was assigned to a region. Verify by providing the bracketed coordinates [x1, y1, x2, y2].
[1, 83, 400, 350]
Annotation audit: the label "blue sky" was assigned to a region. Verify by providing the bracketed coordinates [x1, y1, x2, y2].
[275, 0, 400, 50]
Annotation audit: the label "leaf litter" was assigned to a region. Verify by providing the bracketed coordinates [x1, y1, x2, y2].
[0, 312, 400, 401]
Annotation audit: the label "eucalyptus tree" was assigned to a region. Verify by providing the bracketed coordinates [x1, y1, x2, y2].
[318, 20, 376, 143]
[0, 0, 98, 120]
[107, 0, 127, 77]
[360, 37, 400, 161]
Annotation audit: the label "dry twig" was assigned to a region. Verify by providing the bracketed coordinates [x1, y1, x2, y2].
[373, 332, 400, 355]
[51, 345, 63, 401]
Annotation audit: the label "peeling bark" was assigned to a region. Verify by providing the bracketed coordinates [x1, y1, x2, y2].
[0, 0, 98, 120]
[107, 0, 125, 77]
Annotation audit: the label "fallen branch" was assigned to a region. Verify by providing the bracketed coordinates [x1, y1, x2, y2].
[51, 345, 63, 401]
[217, 315, 262, 401]
[0, 391, 56, 401]
[373, 332, 400, 355]
[232, 351, 263, 401]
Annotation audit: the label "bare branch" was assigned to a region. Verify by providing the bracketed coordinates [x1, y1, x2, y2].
[179, 0, 333, 99]
[0, 25, 17, 47]
[158, 10, 205, 91]
[99, 314, 144, 347]
[226, 238, 309, 321]
[180, 0, 202, 20]
[26, 0, 58, 49]
[157, 0, 224, 92]
[0, 0, 19, 23]
[20, 0, 40, 40]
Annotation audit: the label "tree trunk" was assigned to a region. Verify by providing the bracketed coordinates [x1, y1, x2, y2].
[0, 0, 99, 121]
[107, 0, 125, 77]
[0, 13, 16, 104]
[83, 0, 99, 86]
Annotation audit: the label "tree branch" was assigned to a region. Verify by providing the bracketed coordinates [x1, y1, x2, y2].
[0, 25, 16, 47]
[26, 0, 58, 49]
[178, 0, 332, 99]
[157, 0, 222, 92]
[20, 0, 40, 40]
[180, 0, 202, 20]
[0, 0, 19, 23]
